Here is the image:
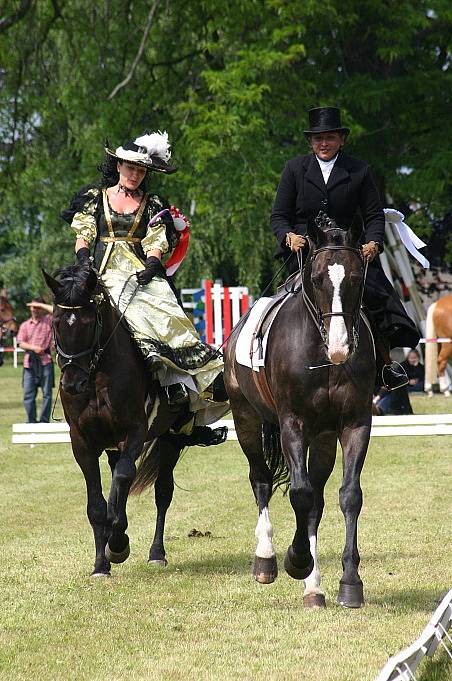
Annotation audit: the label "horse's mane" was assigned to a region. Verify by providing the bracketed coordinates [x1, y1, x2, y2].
[52, 264, 97, 307]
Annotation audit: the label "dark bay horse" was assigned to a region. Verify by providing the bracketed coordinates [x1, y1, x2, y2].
[224, 218, 375, 608]
[44, 263, 219, 576]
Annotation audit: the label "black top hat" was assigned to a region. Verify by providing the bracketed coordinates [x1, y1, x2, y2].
[303, 107, 350, 136]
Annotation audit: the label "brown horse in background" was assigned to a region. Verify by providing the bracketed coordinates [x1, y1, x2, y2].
[424, 294, 452, 396]
[0, 295, 18, 338]
[0, 296, 18, 363]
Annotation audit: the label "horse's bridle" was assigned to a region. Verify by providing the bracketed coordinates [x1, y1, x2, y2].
[300, 242, 368, 357]
[54, 300, 104, 378]
[53, 273, 139, 381]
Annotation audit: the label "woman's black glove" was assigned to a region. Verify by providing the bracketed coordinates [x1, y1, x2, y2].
[76, 247, 90, 264]
[136, 256, 166, 285]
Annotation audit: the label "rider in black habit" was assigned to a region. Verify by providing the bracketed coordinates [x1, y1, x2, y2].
[270, 106, 420, 390]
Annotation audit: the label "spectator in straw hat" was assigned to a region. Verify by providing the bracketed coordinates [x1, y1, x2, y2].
[17, 297, 54, 423]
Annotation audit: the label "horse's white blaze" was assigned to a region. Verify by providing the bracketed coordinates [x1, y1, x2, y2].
[255, 507, 275, 559]
[303, 534, 323, 596]
[327, 263, 349, 364]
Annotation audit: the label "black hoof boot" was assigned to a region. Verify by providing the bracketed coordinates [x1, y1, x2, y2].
[382, 362, 409, 391]
[284, 545, 314, 580]
[105, 535, 130, 564]
[165, 383, 190, 408]
[252, 555, 278, 584]
[337, 581, 364, 608]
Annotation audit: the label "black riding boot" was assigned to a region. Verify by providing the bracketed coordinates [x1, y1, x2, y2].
[212, 372, 229, 402]
[373, 333, 409, 391]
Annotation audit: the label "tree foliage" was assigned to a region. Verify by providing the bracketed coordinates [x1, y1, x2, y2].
[0, 0, 451, 306]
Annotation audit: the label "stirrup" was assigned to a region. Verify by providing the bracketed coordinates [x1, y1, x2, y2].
[164, 383, 190, 408]
[145, 354, 165, 374]
[382, 362, 409, 391]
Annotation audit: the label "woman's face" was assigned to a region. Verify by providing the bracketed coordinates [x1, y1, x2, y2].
[309, 132, 345, 161]
[407, 351, 419, 365]
[117, 161, 147, 191]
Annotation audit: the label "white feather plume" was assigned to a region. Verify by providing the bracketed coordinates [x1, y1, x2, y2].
[134, 131, 171, 162]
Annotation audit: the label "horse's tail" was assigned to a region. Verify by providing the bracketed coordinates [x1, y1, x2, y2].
[262, 422, 290, 495]
[130, 438, 161, 495]
[424, 301, 438, 392]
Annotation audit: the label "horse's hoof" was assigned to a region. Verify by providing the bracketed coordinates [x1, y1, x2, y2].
[337, 582, 364, 608]
[252, 555, 278, 584]
[105, 538, 130, 564]
[303, 593, 326, 609]
[147, 558, 168, 567]
[91, 571, 111, 578]
[284, 546, 314, 580]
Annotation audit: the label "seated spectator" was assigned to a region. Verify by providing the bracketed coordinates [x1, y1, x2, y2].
[373, 385, 413, 416]
[401, 349, 425, 392]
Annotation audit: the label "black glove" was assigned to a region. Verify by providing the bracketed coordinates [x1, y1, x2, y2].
[76, 247, 90, 264]
[136, 256, 166, 285]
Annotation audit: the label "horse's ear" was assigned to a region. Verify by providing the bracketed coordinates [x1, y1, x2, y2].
[84, 267, 98, 294]
[42, 269, 61, 295]
[308, 211, 331, 246]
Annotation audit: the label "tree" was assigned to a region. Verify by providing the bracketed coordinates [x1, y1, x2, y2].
[0, 0, 450, 308]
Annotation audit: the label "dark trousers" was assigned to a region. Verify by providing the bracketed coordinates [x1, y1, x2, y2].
[23, 364, 54, 423]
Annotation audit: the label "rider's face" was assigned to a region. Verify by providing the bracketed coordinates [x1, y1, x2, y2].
[117, 162, 147, 191]
[309, 132, 345, 161]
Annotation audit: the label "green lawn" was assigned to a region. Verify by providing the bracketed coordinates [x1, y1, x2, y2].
[0, 361, 451, 681]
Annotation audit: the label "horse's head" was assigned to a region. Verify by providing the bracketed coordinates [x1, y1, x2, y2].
[0, 296, 18, 339]
[43, 264, 103, 395]
[307, 213, 364, 365]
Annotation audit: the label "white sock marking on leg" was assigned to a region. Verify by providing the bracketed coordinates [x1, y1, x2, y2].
[303, 534, 323, 596]
[255, 507, 275, 559]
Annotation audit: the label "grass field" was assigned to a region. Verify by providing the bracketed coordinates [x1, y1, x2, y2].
[0, 360, 451, 681]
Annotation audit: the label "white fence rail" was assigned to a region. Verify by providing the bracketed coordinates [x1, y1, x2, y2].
[375, 589, 452, 681]
[11, 414, 452, 445]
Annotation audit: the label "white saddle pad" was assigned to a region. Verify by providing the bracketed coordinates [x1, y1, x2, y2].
[235, 296, 289, 371]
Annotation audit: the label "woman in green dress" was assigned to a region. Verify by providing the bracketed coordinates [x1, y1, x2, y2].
[61, 131, 228, 426]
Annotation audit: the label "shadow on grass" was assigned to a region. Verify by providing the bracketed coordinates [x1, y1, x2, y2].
[371, 586, 448, 614]
[158, 549, 254, 577]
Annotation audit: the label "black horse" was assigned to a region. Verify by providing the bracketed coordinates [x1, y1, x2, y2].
[44, 263, 225, 576]
[224, 217, 375, 608]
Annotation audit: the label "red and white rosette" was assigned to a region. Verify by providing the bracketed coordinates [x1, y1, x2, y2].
[165, 206, 191, 275]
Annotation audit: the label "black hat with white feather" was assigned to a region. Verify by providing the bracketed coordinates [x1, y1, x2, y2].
[105, 131, 177, 173]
